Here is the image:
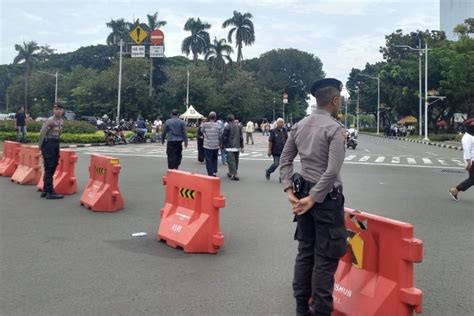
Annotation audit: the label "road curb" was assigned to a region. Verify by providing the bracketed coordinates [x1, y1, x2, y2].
[60, 143, 105, 148]
[360, 133, 462, 151]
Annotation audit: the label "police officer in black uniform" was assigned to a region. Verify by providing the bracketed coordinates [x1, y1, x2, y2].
[280, 79, 348, 316]
[39, 102, 64, 199]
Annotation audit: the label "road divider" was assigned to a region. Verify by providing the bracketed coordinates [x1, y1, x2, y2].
[0, 141, 21, 177]
[10, 145, 42, 185]
[37, 149, 78, 195]
[157, 170, 225, 254]
[333, 208, 423, 315]
[80, 154, 124, 212]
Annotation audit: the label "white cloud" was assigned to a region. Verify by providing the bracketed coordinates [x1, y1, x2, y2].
[22, 11, 48, 23]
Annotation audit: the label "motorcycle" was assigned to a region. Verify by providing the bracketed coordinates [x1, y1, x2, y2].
[346, 129, 358, 149]
[128, 128, 147, 144]
[104, 126, 127, 146]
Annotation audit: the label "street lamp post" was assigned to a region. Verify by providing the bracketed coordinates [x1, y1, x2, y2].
[394, 43, 430, 139]
[356, 87, 360, 131]
[38, 70, 59, 103]
[359, 74, 381, 134]
[273, 97, 276, 122]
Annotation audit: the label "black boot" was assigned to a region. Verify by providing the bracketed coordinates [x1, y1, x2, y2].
[46, 192, 64, 199]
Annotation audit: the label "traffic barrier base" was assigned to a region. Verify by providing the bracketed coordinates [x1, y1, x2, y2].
[332, 208, 423, 316]
[80, 154, 124, 212]
[157, 170, 225, 254]
[10, 145, 42, 185]
[0, 141, 21, 177]
[37, 149, 77, 195]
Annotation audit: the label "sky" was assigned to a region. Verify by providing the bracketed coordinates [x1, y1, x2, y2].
[1, 0, 440, 83]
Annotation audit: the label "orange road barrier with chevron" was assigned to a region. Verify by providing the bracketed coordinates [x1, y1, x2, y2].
[157, 170, 225, 254]
[80, 154, 124, 212]
[332, 208, 423, 315]
[0, 141, 21, 177]
[10, 145, 42, 185]
[37, 149, 78, 195]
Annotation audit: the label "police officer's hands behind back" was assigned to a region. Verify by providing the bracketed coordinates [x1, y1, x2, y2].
[292, 195, 316, 215]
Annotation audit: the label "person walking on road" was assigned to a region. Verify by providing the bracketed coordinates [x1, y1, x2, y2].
[197, 118, 205, 163]
[245, 120, 255, 145]
[14, 106, 27, 143]
[221, 114, 244, 181]
[39, 102, 65, 199]
[201, 112, 221, 176]
[449, 118, 474, 200]
[266, 118, 288, 181]
[280, 78, 348, 316]
[161, 109, 188, 169]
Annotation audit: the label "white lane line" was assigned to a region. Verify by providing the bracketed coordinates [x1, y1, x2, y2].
[345, 155, 356, 161]
[426, 152, 439, 156]
[252, 153, 263, 157]
[240, 153, 250, 157]
[375, 156, 385, 163]
[407, 158, 417, 164]
[364, 149, 371, 153]
[391, 157, 400, 164]
[452, 159, 464, 166]
[359, 155, 370, 162]
[438, 159, 448, 166]
[422, 158, 433, 165]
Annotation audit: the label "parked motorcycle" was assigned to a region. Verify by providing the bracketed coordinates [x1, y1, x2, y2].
[104, 126, 127, 146]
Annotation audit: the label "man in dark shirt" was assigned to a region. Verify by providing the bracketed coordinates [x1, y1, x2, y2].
[161, 109, 188, 169]
[14, 106, 27, 143]
[266, 118, 288, 180]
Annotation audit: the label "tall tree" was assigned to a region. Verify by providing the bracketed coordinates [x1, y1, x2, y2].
[222, 11, 255, 67]
[106, 18, 129, 45]
[13, 41, 41, 112]
[181, 18, 211, 65]
[144, 12, 167, 97]
[205, 38, 233, 78]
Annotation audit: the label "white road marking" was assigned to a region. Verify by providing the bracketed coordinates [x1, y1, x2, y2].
[438, 159, 448, 166]
[426, 152, 439, 156]
[422, 158, 433, 165]
[452, 159, 465, 166]
[252, 153, 263, 157]
[391, 157, 400, 164]
[364, 149, 371, 153]
[345, 155, 356, 161]
[375, 156, 385, 163]
[359, 156, 370, 162]
[407, 158, 417, 164]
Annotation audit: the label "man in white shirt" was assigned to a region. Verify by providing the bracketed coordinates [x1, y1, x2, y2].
[245, 120, 255, 145]
[449, 118, 474, 200]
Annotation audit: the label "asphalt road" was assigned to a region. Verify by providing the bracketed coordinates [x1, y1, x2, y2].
[1, 134, 473, 315]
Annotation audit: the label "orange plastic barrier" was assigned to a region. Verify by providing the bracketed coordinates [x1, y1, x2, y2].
[37, 149, 77, 195]
[332, 208, 423, 316]
[157, 170, 225, 254]
[0, 141, 21, 177]
[10, 145, 42, 185]
[80, 154, 124, 212]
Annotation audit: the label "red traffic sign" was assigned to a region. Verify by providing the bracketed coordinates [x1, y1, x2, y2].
[150, 29, 164, 45]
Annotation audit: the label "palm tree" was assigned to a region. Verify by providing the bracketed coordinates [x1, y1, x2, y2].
[144, 12, 167, 97]
[222, 11, 255, 67]
[205, 38, 233, 75]
[181, 18, 211, 65]
[106, 18, 129, 45]
[13, 41, 41, 112]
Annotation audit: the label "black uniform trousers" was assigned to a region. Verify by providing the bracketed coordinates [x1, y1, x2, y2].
[293, 193, 347, 316]
[166, 141, 183, 169]
[41, 139, 60, 194]
[457, 166, 474, 192]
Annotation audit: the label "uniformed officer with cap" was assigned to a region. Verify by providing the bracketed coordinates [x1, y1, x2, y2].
[280, 78, 348, 316]
[38, 102, 64, 199]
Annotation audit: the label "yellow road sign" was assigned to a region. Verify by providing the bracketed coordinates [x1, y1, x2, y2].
[130, 25, 148, 44]
[347, 230, 364, 269]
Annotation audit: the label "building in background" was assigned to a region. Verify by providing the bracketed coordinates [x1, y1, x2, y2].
[440, 0, 474, 40]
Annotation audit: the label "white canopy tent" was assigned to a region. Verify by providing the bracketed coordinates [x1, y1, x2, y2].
[179, 105, 204, 120]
